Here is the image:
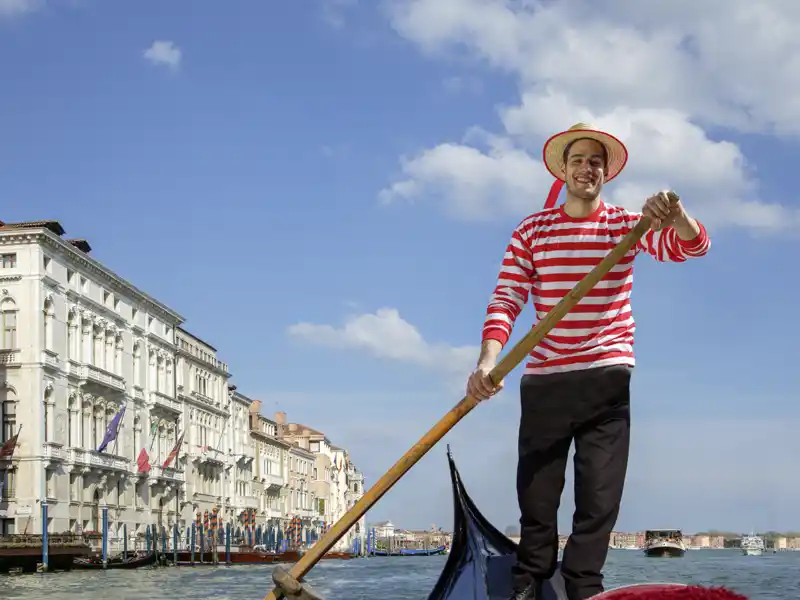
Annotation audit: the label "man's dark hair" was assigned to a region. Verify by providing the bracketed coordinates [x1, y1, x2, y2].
[562, 137, 608, 167]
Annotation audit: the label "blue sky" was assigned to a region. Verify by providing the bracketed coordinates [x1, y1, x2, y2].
[2, 0, 799, 534]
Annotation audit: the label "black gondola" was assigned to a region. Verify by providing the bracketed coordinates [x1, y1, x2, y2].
[427, 447, 567, 600]
[73, 550, 157, 570]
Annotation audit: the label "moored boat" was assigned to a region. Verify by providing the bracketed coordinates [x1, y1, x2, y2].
[73, 551, 157, 570]
[643, 530, 686, 558]
[172, 546, 355, 565]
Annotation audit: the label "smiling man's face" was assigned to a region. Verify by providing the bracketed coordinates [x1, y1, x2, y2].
[563, 138, 608, 201]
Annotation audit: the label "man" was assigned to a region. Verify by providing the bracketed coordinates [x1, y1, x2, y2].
[466, 123, 710, 600]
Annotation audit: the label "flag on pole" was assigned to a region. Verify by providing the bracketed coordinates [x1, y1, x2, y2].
[0, 431, 19, 458]
[162, 431, 184, 469]
[136, 447, 151, 473]
[97, 404, 126, 453]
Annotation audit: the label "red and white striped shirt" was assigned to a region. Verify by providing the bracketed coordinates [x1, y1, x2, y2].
[482, 201, 710, 375]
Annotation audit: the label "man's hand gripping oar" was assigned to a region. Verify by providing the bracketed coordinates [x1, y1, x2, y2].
[266, 193, 677, 600]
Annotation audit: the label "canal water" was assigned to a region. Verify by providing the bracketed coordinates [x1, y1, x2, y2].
[1, 550, 798, 599]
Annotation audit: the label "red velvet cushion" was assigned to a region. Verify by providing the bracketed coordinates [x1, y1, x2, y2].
[595, 584, 747, 599]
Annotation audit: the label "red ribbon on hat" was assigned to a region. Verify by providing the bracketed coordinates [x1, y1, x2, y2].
[543, 178, 564, 210]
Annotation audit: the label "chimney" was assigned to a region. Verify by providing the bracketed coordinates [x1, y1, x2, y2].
[275, 411, 286, 425]
[250, 400, 261, 414]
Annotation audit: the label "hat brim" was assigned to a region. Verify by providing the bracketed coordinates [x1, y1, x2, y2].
[542, 128, 629, 183]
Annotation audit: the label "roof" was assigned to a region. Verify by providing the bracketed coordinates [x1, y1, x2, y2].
[176, 326, 218, 352]
[67, 239, 92, 253]
[0, 220, 66, 236]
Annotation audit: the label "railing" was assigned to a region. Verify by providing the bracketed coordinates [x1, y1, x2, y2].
[190, 446, 226, 465]
[85, 364, 126, 392]
[191, 391, 217, 406]
[88, 451, 129, 471]
[70, 363, 125, 392]
[0, 349, 18, 365]
[43, 442, 64, 461]
[133, 387, 144, 401]
[42, 350, 59, 369]
[69, 448, 90, 466]
[149, 391, 182, 413]
[264, 473, 284, 489]
[149, 465, 185, 482]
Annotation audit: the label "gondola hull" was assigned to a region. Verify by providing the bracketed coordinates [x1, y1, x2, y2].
[73, 551, 157, 570]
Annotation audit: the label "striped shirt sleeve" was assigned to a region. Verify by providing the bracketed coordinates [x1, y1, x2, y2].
[626, 211, 711, 262]
[481, 223, 535, 347]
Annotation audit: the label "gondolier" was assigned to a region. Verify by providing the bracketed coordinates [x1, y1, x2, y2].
[466, 123, 710, 600]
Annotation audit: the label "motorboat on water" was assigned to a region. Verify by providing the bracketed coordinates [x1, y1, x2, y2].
[740, 533, 765, 556]
[643, 529, 686, 558]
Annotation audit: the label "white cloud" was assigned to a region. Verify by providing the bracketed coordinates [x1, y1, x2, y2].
[143, 40, 182, 70]
[287, 307, 477, 378]
[379, 0, 800, 231]
[0, 0, 41, 17]
[320, 0, 358, 28]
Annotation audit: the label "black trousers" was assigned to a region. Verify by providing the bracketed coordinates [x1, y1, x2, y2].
[511, 364, 631, 600]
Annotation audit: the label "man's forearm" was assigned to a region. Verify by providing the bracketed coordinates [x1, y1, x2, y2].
[477, 339, 503, 369]
[672, 207, 701, 241]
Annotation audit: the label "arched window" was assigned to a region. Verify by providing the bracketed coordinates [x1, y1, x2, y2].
[133, 342, 141, 387]
[68, 393, 77, 447]
[1, 298, 17, 349]
[43, 297, 55, 351]
[43, 385, 53, 443]
[67, 310, 77, 359]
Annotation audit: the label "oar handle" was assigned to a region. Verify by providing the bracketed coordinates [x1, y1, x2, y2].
[264, 196, 673, 600]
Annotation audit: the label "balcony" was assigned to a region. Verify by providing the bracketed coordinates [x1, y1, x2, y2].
[263, 473, 285, 492]
[133, 386, 144, 401]
[0, 349, 19, 366]
[43, 442, 65, 465]
[71, 363, 126, 394]
[190, 390, 217, 408]
[149, 391, 182, 415]
[68, 448, 90, 467]
[41, 350, 60, 371]
[148, 465, 185, 484]
[190, 446, 226, 466]
[89, 451, 129, 472]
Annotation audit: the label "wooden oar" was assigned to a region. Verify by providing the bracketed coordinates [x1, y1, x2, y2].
[265, 196, 674, 600]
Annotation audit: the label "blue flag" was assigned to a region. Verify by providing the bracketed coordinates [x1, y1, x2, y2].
[97, 404, 126, 453]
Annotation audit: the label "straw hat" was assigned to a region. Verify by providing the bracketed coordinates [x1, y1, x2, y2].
[542, 122, 629, 183]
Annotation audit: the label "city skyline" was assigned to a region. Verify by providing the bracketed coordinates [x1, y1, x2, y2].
[0, 0, 798, 534]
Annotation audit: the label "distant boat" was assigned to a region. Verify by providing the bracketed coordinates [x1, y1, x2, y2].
[741, 534, 765, 556]
[372, 545, 447, 557]
[643, 529, 686, 558]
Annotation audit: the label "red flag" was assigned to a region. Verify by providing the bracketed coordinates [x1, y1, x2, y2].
[137, 448, 151, 473]
[0, 433, 18, 459]
[162, 432, 184, 469]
